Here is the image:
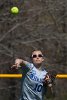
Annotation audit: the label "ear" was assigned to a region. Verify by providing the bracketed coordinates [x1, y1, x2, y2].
[42, 58, 44, 62]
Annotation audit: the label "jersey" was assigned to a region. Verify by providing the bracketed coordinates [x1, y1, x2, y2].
[20, 62, 47, 100]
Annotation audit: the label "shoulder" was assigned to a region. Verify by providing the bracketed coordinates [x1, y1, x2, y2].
[26, 62, 34, 69]
[42, 68, 47, 74]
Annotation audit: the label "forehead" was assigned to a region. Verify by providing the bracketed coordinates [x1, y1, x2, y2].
[32, 51, 43, 55]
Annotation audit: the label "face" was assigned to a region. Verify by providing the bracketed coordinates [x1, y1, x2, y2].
[32, 50, 44, 65]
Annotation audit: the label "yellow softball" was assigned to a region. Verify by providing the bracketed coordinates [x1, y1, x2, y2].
[11, 7, 19, 14]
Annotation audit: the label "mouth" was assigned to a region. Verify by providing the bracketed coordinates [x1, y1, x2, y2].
[35, 60, 41, 63]
[36, 59, 40, 61]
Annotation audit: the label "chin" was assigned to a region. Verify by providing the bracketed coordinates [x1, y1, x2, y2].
[36, 62, 42, 65]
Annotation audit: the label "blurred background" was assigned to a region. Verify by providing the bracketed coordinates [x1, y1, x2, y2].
[0, 0, 67, 100]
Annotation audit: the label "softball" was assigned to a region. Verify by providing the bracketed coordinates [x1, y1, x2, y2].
[10, 7, 19, 14]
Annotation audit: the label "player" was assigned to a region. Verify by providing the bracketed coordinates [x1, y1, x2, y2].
[12, 50, 53, 100]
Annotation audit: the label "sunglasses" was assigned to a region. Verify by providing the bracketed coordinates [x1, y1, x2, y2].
[32, 54, 43, 58]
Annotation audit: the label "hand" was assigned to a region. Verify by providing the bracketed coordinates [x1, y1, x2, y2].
[45, 75, 50, 81]
[11, 59, 22, 69]
[45, 75, 52, 87]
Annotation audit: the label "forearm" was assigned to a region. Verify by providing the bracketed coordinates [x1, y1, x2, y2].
[14, 58, 29, 68]
[20, 59, 29, 66]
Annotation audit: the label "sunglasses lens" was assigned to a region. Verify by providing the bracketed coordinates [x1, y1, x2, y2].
[32, 54, 43, 58]
[32, 55, 37, 58]
[38, 54, 43, 57]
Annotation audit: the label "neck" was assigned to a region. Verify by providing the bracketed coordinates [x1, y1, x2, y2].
[34, 63, 42, 70]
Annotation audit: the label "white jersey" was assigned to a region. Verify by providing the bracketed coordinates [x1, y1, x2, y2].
[20, 63, 47, 100]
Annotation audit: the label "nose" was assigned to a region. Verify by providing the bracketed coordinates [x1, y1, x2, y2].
[36, 57, 39, 59]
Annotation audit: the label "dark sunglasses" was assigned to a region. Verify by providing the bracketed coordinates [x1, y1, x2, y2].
[32, 54, 43, 58]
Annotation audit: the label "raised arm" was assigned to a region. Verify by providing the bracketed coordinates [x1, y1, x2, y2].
[12, 58, 29, 69]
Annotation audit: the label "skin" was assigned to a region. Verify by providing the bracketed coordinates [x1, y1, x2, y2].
[12, 50, 50, 84]
[12, 50, 44, 69]
[31, 50, 44, 69]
